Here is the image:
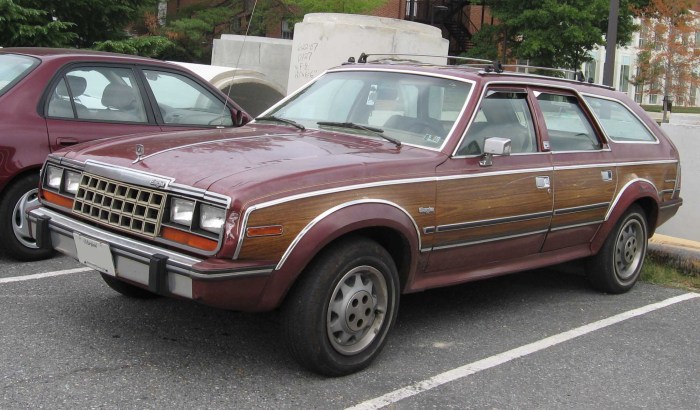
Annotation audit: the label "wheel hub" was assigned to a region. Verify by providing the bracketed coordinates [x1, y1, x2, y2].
[344, 290, 375, 332]
[12, 188, 40, 249]
[623, 236, 637, 264]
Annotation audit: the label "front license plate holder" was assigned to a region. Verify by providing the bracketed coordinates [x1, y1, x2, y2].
[73, 232, 116, 276]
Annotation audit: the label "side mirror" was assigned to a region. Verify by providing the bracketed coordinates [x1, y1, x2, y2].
[234, 109, 244, 127]
[480, 137, 511, 167]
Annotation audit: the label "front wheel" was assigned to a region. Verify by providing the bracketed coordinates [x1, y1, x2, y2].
[0, 174, 54, 261]
[281, 237, 400, 376]
[586, 205, 648, 293]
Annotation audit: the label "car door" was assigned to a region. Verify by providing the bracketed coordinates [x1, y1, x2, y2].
[44, 64, 160, 152]
[425, 87, 554, 276]
[533, 89, 617, 252]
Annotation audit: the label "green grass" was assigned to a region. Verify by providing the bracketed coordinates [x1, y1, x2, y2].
[641, 255, 700, 291]
[642, 105, 700, 114]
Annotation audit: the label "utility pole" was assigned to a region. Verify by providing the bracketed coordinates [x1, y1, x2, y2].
[602, 0, 619, 87]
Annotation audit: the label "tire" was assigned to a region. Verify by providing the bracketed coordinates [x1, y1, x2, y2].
[586, 205, 648, 294]
[0, 174, 54, 261]
[281, 237, 400, 376]
[100, 272, 160, 299]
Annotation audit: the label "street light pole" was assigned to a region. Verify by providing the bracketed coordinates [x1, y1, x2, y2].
[603, 0, 619, 87]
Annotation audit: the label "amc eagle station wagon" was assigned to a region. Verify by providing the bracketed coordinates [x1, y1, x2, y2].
[25, 55, 682, 376]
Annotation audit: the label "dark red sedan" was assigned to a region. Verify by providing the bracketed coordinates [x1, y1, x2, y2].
[0, 48, 249, 260]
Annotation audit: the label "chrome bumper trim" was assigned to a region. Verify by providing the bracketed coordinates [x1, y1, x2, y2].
[28, 208, 274, 290]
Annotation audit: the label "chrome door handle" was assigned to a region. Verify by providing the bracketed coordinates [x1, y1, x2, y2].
[601, 170, 613, 181]
[536, 176, 550, 189]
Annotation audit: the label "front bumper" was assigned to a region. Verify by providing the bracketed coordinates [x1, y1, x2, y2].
[28, 206, 275, 311]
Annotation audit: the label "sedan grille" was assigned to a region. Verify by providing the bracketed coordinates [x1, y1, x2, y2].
[72, 173, 166, 238]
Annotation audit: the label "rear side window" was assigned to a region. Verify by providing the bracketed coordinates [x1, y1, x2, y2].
[0, 54, 40, 97]
[537, 93, 601, 151]
[584, 96, 657, 142]
[47, 67, 148, 123]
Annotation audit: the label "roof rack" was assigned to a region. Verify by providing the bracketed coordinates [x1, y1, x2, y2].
[346, 52, 614, 90]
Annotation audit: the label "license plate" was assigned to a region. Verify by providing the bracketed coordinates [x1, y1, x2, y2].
[73, 232, 116, 276]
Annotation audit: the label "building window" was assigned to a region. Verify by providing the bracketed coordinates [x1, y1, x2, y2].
[405, 0, 418, 18]
[281, 20, 293, 39]
[649, 94, 658, 104]
[619, 64, 630, 92]
[584, 61, 597, 83]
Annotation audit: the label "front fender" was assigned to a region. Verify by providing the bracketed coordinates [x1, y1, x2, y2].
[252, 200, 422, 311]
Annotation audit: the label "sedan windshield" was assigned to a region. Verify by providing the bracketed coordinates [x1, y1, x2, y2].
[264, 71, 473, 149]
[0, 54, 40, 97]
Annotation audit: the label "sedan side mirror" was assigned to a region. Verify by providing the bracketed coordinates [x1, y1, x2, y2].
[480, 137, 512, 167]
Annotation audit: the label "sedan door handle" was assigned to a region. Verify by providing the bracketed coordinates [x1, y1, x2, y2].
[536, 176, 551, 189]
[57, 137, 79, 146]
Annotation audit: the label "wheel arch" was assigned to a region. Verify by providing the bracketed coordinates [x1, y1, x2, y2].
[253, 200, 421, 311]
[592, 179, 660, 253]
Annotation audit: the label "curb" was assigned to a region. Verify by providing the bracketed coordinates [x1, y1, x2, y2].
[648, 234, 700, 276]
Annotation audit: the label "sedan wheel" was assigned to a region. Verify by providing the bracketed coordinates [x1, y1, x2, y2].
[282, 236, 399, 376]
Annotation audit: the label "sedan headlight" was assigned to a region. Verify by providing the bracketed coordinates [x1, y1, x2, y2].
[46, 165, 63, 190]
[199, 204, 225, 234]
[64, 170, 82, 195]
[170, 197, 195, 226]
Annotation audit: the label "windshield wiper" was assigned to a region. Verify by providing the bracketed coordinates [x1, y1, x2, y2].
[255, 115, 306, 131]
[317, 121, 401, 147]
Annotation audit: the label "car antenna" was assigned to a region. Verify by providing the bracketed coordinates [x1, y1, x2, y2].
[216, 0, 259, 128]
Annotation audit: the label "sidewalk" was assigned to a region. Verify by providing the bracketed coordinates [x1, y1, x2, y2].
[648, 234, 700, 275]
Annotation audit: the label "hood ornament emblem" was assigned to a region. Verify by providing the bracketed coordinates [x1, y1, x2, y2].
[134, 144, 145, 163]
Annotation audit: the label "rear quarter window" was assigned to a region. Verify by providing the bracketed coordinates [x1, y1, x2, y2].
[0, 54, 40, 97]
[583, 96, 657, 142]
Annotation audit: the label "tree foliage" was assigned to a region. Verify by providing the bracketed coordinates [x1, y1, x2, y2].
[0, 0, 76, 47]
[283, 0, 387, 15]
[468, 0, 645, 70]
[633, 0, 700, 107]
[19, 0, 156, 47]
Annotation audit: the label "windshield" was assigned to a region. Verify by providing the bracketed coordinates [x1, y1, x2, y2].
[0, 54, 40, 97]
[264, 71, 473, 149]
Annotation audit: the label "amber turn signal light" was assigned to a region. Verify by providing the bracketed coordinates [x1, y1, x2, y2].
[246, 225, 283, 237]
[161, 226, 218, 252]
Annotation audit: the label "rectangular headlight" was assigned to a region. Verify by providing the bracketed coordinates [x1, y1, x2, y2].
[170, 197, 194, 226]
[63, 170, 82, 195]
[199, 204, 225, 234]
[46, 165, 63, 190]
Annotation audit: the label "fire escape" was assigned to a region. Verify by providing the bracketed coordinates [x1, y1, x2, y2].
[407, 0, 488, 55]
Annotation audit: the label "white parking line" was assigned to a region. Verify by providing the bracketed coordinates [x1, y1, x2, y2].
[347, 292, 700, 410]
[0, 267, 93, 284]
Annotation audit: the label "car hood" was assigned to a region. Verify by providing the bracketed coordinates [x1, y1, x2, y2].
[59, 125, 444, 201]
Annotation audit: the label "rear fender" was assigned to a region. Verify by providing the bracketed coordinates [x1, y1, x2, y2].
[591, 179, 659, 253]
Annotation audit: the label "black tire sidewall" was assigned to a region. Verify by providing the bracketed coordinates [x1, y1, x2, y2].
[283, 237, 400, 376]
[0, 173, 54, 261]
[587, 205, 647, 293]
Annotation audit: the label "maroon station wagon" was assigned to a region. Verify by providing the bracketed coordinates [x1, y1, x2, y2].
[24, 55, 682, 376]
[0, 48, 249, 260]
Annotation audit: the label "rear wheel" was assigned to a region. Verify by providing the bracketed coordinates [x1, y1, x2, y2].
[0, 174, 54, 261]
[281, 237, 400, 376]
[100, 273, 160, 299]
[586, 205, 648, 293]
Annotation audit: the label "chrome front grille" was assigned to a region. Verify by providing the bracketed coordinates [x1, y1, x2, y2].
[72, 173, 166, 238]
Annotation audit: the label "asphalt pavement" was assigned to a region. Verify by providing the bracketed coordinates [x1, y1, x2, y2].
[1, 253, 698, 409]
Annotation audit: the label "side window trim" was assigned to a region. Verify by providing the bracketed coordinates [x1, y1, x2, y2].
[531, 88, 607, 153]
[42, 63, 155, 125]
[453, 86, 539, 157]
[580, 93, 659, 144]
